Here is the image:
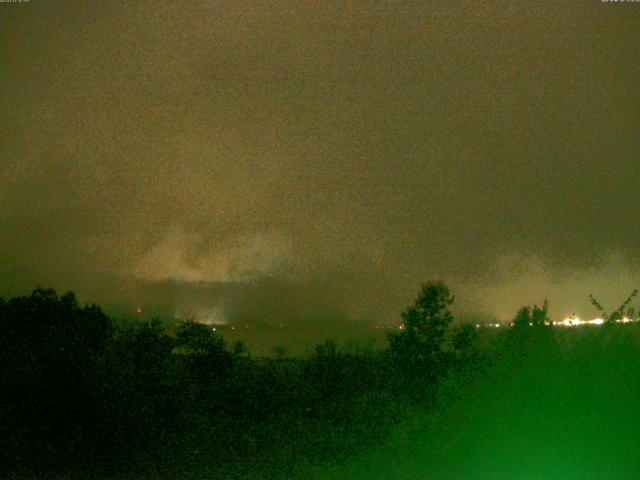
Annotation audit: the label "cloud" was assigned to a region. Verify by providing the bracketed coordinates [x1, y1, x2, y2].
[473, 251, 640, 322]
[133, 227, 292, 284]
[0, 1, 637, 326]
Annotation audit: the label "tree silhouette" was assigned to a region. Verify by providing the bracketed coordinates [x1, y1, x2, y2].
[0, 282, 519, 477]
[589, 289, 638, 323]
[233, 339, 249, 358]
[0, 288, 112, 470]
[388, 281, 454, 379]
[513, 300, 549, 330]
[451, 322, 480, 366]
[174, 319, 233, 397]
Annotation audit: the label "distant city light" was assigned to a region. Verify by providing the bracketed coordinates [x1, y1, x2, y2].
[554, 316, 638, 327]
[373, 315, 637, 332]
[472, 315, 637, 329]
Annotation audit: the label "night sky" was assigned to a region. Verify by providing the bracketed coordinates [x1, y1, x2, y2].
[1, 1, 639, 327]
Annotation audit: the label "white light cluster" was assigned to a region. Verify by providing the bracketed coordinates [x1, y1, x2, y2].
[553, 316, 635, 327]
[472, 316, 638, 329]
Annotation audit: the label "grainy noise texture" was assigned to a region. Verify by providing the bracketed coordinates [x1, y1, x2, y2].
[1, 0, 639, 324]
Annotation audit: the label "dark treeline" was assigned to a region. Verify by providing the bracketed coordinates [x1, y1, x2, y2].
[2, 283, 640, 479]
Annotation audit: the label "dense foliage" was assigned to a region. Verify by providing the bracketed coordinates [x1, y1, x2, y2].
[2, 285, 640, 479]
